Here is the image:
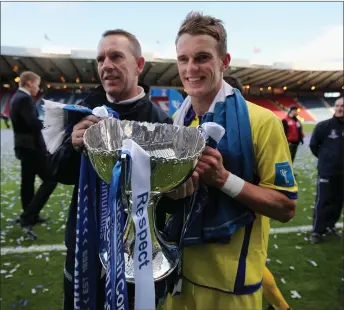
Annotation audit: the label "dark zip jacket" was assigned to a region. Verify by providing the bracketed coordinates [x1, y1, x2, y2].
[309, 116, 344, 177]
[49, 85, 172, 250]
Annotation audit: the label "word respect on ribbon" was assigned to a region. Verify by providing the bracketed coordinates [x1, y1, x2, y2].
[134, 192, 150, 270]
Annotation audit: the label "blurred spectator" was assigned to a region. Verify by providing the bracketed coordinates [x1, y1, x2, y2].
[9, 71, 57, 233]
[282, 106, 304, 163]
[309, 96, 343, 244]
[1, 112, 10, 128]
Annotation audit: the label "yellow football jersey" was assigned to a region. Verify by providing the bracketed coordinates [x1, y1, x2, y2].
[164, 101, 297, 309]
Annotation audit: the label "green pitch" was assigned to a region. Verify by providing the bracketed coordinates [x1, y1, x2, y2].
[1, 128, 342, 310]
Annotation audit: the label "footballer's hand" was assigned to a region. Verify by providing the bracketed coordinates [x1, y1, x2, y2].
[195, 146, 229, 188]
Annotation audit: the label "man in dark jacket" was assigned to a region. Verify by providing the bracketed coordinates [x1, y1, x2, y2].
[49, 29, 172, 310]
[309, 96, 344, 244]
[9, 71, 57, 229]
[282, 106, 304, 163]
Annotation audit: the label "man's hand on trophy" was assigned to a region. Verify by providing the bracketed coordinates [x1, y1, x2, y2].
[72, 115, 101, 151]
[166, 174, 199, 200]
[195, 146, 229, 188]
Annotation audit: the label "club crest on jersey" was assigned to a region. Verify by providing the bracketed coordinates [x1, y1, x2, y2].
[328, 129, 338, 139]
[274, 162, 294, 188]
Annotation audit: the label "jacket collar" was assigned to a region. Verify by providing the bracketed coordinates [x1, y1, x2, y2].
[18, 87, 31, 96]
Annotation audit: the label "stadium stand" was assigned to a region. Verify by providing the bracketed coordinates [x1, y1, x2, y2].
[247, 96, 286, 119]
[44, 90, 73, 104]
[0, 88, 340, 124]
[297, 96, 334, 122]
[324, 97, 339, 107]
[69, 93, 88, 105]
[272, 96, 316, 122]
[0, 91, 13, 117]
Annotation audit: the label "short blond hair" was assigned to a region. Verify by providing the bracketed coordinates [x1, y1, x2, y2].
[19, 71, 40, 87]
[175, 11, 227, 57]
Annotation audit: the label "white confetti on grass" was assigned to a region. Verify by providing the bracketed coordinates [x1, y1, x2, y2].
[307, 260, 318, 267]
[290, 290, 302, 299]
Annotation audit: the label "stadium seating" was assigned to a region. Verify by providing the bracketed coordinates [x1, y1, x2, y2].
[324, 97, 338, 107]
[297, 96, 334, 122]
[44, 90, 73, 104]
[68, 93, 88, 105]
[0, 88, 339, 124]
[272, 96, 316, 122]
[0, 91, 14, 116]
[247, 97, 286, 119]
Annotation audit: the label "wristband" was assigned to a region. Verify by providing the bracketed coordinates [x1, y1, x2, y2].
[220, 173, 245, 198]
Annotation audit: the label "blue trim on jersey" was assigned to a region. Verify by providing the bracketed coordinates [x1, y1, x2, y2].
[278, 190, 298, 200]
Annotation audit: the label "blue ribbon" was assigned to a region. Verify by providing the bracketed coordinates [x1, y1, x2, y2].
[105, 160, 129, 310]
[99, 180, 109, 271]
[64, 104, 119, 118]
[74, 153, 98, 310]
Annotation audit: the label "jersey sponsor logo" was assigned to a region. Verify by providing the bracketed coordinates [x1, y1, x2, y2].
[328, 129, 338, 139]
[319, 178, 329, 183]
[274, 162, 294, 188]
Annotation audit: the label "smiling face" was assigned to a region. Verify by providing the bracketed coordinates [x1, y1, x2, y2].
[176, 33, 230, 101]
[97, 34, 145, 101]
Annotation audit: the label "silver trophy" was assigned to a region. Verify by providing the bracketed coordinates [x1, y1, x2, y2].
[83, 118, 205, 283]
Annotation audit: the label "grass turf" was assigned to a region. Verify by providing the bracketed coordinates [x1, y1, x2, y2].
[1, 128, 343, 310]
[0, 119, 12, 130]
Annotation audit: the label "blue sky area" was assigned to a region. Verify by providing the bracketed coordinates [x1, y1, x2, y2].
[1, 2, 343, 69]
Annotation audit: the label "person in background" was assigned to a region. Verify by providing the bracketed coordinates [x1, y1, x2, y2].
[1, 112, 11, 128]
[282, 106, 304, 163]
[9, 71, 57, 233]
[309, 96, 343, 244]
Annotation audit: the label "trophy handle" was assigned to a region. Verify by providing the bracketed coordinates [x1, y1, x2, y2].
[152, 196, 179, 264]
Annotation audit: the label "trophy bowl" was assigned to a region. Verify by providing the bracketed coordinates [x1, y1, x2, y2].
[83, 118, 205, 282]
[84, 118, 205, 192]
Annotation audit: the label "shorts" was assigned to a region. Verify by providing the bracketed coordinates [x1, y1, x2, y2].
[159, 278, 262, 310]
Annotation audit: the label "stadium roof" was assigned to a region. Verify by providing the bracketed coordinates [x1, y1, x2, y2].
[1, 46, 343, 91]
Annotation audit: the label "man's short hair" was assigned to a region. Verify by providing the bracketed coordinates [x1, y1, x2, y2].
[19, 71, 40, 87]
[175, 11, 227, 57]
[102, 29, 142, 58]
[288, 106, 298, 114]
[224, 76, 243, 94]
